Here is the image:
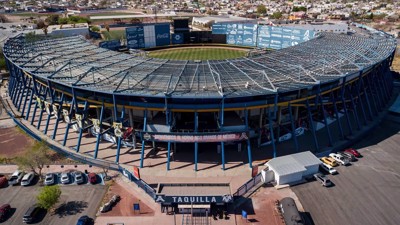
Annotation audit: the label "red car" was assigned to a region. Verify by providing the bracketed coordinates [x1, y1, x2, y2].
[88, 173, 97, 184]
[344, 148, 361, 158]
[0, 204, 11, 222]
[0, 176, 7, 188]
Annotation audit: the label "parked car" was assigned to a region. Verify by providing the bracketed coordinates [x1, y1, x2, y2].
[313, 173, 332, 187]
[74, 171, 85, 185]
[0, 176, 8, 188]
[8, 171, 24, 186]
[60, 172, 70, 184]
[320, 157, 338, 167]
[320, 163, 338, 175]
[338, 151, 356, 162]
[329, 153, 350, 166]
[344, 148, 361, 158]
[44, 173, 55, 186]
[0, 204, 11, 222]
[88, 173, 97, 184]
[23, 205, 41, 223]
[76, 215, 92, 225]
[21, 172, 35, 186]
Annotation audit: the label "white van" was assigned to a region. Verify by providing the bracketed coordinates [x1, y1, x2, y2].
[320, 163, 338, 175]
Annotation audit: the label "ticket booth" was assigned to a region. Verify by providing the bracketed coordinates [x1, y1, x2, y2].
[155, 183, 233, 215]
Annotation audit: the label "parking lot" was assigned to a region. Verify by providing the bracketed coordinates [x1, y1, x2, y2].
[0, 180, 107, 224]
[292, 118, 400, 225]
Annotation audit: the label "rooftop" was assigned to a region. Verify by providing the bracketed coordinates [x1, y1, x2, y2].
[3, 30, 396, 99]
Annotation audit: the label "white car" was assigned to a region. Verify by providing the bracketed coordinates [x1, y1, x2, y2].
[44, 173, 55, 186]
[21, 172, 35, 186]
[8, 170, 25, 186]
[320, 163, 338, 175]
[60, 172, 70, 184]
[329, 153, 350, 166]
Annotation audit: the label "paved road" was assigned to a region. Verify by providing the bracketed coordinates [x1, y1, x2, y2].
[291, 118, 400, 225]
[0, 183, 106, 225]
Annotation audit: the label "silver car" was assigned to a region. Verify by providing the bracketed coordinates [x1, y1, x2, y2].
[74, 171, 85, 185]
[60, 172, 70, 184]
[44, 173, 55, 186]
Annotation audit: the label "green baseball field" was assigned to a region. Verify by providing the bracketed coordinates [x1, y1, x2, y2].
[147, 47, 248, 60]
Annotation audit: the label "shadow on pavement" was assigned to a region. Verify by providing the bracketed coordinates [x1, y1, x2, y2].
[54, 201, 88, 218]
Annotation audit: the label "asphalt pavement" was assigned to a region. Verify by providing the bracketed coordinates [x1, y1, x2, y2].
[291, 117, 400, 225]
[0, 183, 106, 225]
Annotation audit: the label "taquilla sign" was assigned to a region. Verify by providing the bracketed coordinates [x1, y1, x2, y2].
[155, 194, 233, 204]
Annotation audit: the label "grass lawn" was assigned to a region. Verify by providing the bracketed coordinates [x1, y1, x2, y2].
[147, 48, 248, 60]
[101, 30, 126, 40]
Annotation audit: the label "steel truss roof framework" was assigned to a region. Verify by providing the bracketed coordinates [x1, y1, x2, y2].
[3, 32, 396, 99]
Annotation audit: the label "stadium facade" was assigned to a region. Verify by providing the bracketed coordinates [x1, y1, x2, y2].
[3, 28, 397, 171]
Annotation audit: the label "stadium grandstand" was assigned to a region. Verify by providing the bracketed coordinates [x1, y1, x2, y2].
[2, 27, 397, 172]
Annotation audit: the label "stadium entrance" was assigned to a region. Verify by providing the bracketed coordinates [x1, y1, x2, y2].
[156, 183, 233, 218]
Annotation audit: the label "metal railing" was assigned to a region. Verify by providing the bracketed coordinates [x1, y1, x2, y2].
[233, 173, 262, 197]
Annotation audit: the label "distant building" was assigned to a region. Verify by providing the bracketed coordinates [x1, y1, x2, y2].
[283, 22, 349, 34]
[46, 23, 89, 37]
[192, 15, 257, 28]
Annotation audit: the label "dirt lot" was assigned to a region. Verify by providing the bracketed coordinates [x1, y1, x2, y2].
[100, 181, 154, 217]
[0, 127, 33, 158]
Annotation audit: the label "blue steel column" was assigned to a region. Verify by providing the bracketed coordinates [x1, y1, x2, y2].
[306, 98, 319, 152]
[44, 81, 56, 135]
[220, 97, 225, 170]
[165, 95, 171, 171]
[347, 85, 361, 130]
[21, 77, 32, 116]
[52, 94, 64, 140]
[317, 85, 333, 146]
[76, 101, 88, 153]
[36, 87, 48, 130]
[115, 106, 125, 163]
[370, 72, 383, 110]
[355, 73, 368, 125]
[288, 103, 298, 152]
[15, 76, 23, 107]
[360, 75, 373, 121]
[94, 103, 105, 159]
[378, 66, 390, 101]
[374, 73, 385, 108]
[140, 109, 148, 168]
[25, 87, 34, 120]
[17, 70, 26, 111]
[330, 92, 344, 140]
[268, 107, 276, 158]
[340, 77, 353, 135]
[366, 72, 379, 114]
[194, 111, 198, 171]
[245, 109, 252, 168]
[62, 97, 74, 146]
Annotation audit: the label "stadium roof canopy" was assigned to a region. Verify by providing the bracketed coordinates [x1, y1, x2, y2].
[3, 32, 396, 99]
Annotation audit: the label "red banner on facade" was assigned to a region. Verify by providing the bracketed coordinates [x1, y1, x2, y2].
[141, 132, 248, 143]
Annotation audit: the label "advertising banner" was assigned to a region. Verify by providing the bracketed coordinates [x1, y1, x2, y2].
[141, 132, 249, 143]
[212, 23, 227, 34]
[172, 33, 184, 44]
[126, 26, 145, 49]
[155, 23, 170, 46]
[99, 40, 121, 50]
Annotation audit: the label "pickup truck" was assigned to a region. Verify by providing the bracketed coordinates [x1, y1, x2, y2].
[329, 153, 350, 166]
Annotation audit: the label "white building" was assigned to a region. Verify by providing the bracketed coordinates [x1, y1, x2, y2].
[262, 151, 321, 185]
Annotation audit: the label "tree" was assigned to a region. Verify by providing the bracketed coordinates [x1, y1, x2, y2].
[257, 5, 267, 15]
[45, 14, 60, 25]
[0, 50, 6, 72]
[36, 20, 46, 29]
[90, 26, 100, 32]
[37, 186, 61, 210]
[14, 141, 51, 179]
[271, 11, 283, 19]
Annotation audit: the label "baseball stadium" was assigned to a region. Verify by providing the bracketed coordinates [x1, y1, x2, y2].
[2, 23, 397, 180]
